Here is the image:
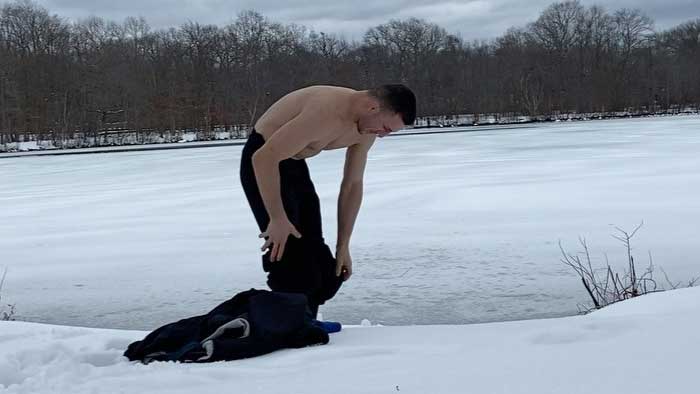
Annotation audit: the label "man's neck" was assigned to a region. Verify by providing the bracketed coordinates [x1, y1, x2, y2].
[347, 90, 371, 123]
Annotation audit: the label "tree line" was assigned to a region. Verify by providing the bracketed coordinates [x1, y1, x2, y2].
[0, 0, 698, 143]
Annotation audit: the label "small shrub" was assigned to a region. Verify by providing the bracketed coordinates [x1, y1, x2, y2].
[560, 222, 698, 313]
[1, 267, 16, 321]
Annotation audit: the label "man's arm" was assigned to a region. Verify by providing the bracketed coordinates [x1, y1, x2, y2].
[252, 111, 327, 261]
[336, 136, 375, 277]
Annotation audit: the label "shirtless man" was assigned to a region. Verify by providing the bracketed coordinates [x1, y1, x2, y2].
[239, 84, 416, 317]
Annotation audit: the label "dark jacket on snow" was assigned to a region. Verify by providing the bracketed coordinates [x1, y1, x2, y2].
[123, 289, 329, 363]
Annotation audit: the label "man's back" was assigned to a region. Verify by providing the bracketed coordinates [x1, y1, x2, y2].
[253, 86, 363, 158]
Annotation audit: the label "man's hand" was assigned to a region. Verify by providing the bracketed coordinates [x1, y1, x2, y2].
[335, 247, 353, 281]
[260, 217, 302, 262]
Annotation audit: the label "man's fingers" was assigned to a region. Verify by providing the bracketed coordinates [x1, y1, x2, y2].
[277, 240, 286, 261]
[259, 232, 268, 239]
[335, 260, 342, 277]
[261, 239, 272, 252]
[270, 242, 280, 262]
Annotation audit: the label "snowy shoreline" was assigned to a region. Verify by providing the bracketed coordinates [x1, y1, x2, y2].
[3, 111, 698, 158]
[0, 123, 538, 159]
[2, 286, 698, 394]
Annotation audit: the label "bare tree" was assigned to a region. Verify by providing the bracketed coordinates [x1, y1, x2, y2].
[363, 18, 450, 114]
[307, 31, 349, 82]
[658, 19, 700, 106]
[612, 8, 654, 108]
[528, 1, 586, 112]
[0, 0, 698, 147]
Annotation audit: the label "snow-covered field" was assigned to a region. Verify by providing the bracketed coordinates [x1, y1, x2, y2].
[1, 115, 699, 330]
[1, 286, 699, 393]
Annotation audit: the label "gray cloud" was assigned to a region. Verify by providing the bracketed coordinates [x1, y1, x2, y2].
[31, 0, 699, 41]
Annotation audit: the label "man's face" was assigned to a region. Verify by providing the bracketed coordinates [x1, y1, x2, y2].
[358, 111, 406, 138]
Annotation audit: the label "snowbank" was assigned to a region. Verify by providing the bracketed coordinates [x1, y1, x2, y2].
[1, 287, 698, 394]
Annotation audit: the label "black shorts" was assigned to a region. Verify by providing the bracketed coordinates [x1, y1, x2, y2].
[239, 130, 343, 315]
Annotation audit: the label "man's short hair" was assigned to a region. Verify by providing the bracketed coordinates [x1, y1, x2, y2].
[369, 84, 416, 126]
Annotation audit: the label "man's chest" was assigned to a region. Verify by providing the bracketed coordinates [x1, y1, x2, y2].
[292, 126, 361, 159]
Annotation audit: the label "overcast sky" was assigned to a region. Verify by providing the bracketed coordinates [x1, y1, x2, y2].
[29, 0, 699, 41]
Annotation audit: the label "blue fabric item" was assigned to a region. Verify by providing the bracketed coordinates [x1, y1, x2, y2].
[312, 320, 342, 334]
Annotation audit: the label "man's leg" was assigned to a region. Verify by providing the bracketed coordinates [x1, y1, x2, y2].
[239, 133, 342, 317]
[263, 158, 343, 317]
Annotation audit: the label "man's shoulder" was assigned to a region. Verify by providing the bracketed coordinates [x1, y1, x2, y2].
[296, 85, 356, 103]
[294, 87, 355, 123]
[297, 84, 356, 93]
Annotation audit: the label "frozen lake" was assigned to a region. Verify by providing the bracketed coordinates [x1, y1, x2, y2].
[2, 115, 699, 330]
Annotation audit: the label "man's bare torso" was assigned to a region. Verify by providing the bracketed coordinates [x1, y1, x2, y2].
[254, 86, 375, 159]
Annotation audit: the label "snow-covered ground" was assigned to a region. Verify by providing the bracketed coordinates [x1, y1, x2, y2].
[1, 286, 699, 393]
[1, 115, 699, 330]
[0, 138, 242, 158]
[0, 129, 245, 154]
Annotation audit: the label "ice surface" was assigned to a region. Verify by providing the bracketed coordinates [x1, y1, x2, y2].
[1, 115, 699, 329]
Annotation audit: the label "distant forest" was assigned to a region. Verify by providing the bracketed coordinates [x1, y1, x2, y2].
[0, 0, 698, 142]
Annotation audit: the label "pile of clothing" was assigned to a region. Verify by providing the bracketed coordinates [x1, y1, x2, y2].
[124, 289, 341, 364]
